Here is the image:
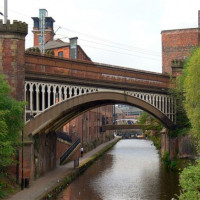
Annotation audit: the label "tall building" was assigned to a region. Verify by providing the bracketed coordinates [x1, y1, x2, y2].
[32, 9, 55, 47]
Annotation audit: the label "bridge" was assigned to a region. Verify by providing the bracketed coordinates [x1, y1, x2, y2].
[102, 124, 150, 131]
[0, 20, 176, 183]
[24, 53, 175, 136]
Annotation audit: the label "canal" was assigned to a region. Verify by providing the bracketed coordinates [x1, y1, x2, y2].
[57, 139, 180, 200]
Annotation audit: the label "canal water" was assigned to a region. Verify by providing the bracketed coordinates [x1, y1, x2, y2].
[57, 139, 180, 200]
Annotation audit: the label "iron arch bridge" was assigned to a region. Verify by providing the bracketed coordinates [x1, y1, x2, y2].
[24, 80, 176, 136]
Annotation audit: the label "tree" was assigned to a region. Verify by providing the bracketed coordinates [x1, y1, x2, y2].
[138, 111, 163, 132]
[177, 47, 200, 200]
[137, 111, 163, 149]
[0, 75, 24, 197]
[183, 47, 200, 145]
[0, 75, 24, 167]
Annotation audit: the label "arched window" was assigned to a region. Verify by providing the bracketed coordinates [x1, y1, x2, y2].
[58, 51, 63, 58]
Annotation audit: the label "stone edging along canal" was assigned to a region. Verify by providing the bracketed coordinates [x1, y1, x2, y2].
[41, 138, 121, 200]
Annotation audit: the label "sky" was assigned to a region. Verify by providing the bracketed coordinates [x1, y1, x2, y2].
[0, 0, 200, 73]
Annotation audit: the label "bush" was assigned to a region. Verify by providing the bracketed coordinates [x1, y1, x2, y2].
[0, 76, 24, 197]
[179, 159, 200, 200]
[162, 150, 178, 171]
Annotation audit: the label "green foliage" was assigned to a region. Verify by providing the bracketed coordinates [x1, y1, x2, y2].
[176, 47, 200, 199]
[162, 150, 171, 168]
[25, 47, 55, 56]
[45, 49, 55, 56]
[25, 47, 41, 54]
[0, 76, 24, 197]
[138, 111, 163, 132]
[149, 134, 161, 149]
[183, 47, 200, 146]
[169, 71, 190, 130]
[170, 127, 190, 138]
[138, 112, 162, 150]
[179, 159, 200, 200]
[0, 172, 18, 198]
[162, 150, 178, 171]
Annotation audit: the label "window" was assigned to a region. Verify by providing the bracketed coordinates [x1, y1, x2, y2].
[58, 51, 63, 58]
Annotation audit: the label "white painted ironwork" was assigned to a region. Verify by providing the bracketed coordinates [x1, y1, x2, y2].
[25, 81, 176, 123]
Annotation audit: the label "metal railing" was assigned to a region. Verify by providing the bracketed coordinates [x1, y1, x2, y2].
[60, 138, 80, 165]
[56, 131, 72, 143]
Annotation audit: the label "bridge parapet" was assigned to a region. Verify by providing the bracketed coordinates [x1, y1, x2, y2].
[125, 91, 175, 122]
[25, 53, 171, 93]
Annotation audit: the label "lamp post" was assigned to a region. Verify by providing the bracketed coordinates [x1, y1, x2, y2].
[21, 110, 34, 190]
[21, 128, 24, 190]
[82, 117, 83, 145]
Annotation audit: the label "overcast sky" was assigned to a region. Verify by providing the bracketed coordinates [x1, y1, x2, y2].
[0, 0, 200, 73]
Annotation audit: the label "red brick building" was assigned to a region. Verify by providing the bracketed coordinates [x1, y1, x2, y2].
[161, 10, 200, 74]
[32, 9, 91, 61]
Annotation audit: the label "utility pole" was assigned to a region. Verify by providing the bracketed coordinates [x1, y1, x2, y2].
[4, 0, 7, 24]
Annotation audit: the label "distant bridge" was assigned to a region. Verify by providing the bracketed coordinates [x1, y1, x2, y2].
[102, 124, 148, 131]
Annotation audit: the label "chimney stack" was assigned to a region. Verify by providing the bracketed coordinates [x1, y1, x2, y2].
[69, 37, 78, 59]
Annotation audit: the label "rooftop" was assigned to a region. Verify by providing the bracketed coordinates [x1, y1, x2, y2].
[34, 39, 69, 50]
[44, 39, 69, 50]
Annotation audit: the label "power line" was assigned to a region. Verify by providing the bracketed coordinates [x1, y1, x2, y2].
[80, 44, 161, 61]
[55, 33, 160, 57]
[3, 7, 162, 63]
[1, 6, 161, 56]
[55, 25, 160, 54]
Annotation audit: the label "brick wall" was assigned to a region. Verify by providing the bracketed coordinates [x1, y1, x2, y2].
[54, 46, 70, 58]
[63, 105, 114, 145]
[25, 54, 170, 90]
[34, 132, 57, 178]
[33, 30, 54, 46]
[161, 130, 195, 159]
[56, 140, 71, 160]
[77, 46, 91, 61]
[162, 28, 200, 74]
[33, 32, 39, 47]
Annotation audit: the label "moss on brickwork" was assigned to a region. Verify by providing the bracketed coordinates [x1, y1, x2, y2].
[0, 20, 27, 35]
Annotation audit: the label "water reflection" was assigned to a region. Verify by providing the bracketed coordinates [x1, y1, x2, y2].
[57, 139, 179, 200]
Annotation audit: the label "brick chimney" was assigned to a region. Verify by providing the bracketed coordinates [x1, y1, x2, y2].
[198, 10, 200, 27]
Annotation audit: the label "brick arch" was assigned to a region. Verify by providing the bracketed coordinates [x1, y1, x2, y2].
[24, 92, 175, 137]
